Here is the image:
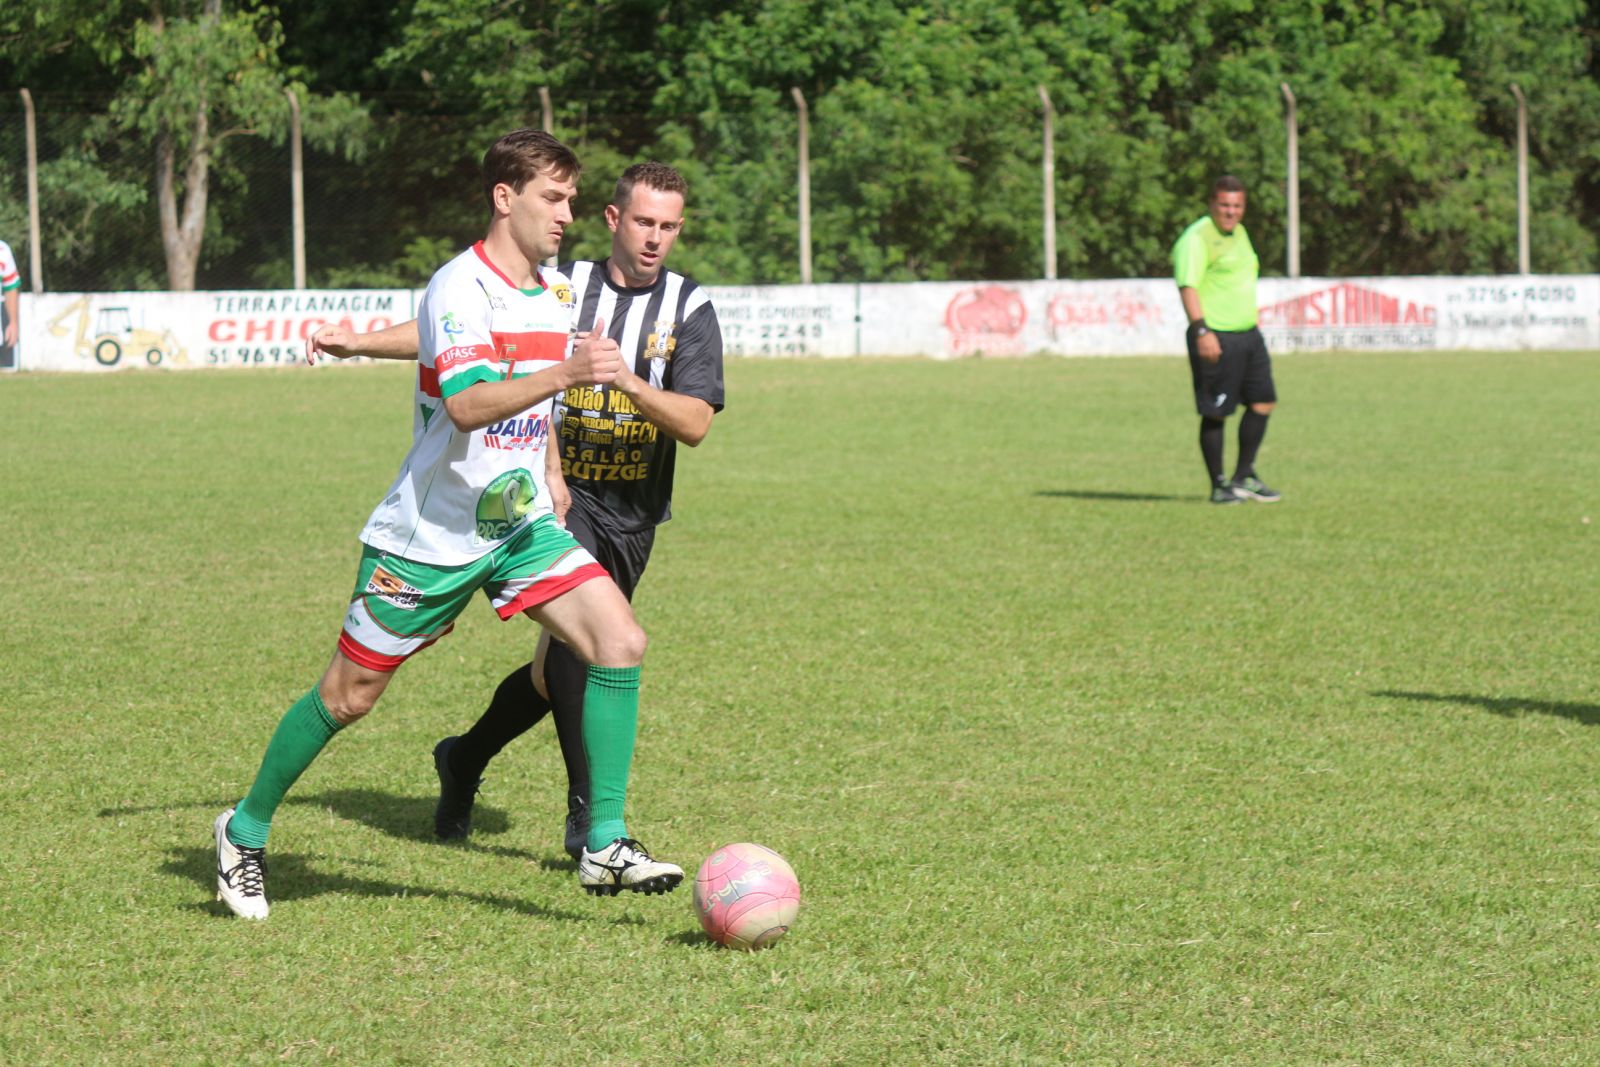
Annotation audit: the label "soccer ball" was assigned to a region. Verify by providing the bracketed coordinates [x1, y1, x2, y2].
[693, 843, 801, 950]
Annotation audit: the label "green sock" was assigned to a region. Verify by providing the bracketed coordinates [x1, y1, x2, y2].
[582, 664, 640, 851]
[227, 686, 343, 848]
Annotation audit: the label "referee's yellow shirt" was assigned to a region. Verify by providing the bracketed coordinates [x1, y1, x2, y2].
[1171, 216, 1259, 331]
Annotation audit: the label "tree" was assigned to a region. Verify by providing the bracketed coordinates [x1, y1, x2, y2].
[4, 0, 367, 289]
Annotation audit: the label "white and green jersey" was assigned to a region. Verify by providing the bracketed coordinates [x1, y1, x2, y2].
[359, 242, 577, 565]
[0, 239, 18, 294]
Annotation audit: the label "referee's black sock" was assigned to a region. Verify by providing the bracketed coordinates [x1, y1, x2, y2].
[450, 662, 550, 783]
[1234, 409, 1269, 481]
[1199, 417, 1227, 485]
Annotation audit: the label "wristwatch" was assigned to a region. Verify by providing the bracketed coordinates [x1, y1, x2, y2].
[1193, 324, 1211, 337]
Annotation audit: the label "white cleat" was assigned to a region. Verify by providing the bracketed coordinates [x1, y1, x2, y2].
[214, 808, 269, 919]
[578, 837, 683, 896]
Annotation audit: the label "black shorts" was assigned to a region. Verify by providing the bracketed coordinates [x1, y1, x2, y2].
[1187, 325, 1275, 418]
[562, 497, 656, 601]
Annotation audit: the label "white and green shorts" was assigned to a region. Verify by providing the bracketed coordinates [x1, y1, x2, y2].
[338, 515, 607, 672]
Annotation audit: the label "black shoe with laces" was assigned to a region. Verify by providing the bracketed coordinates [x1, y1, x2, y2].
[432, 736, 481, 841]
[1210, 482, 1242, 505]
[563, 794, 590, 861]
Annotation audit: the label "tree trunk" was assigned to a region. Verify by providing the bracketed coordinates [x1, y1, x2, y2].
[153, 0, 218, 291]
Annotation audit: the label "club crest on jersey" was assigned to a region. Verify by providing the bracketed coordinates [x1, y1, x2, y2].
[646, 320, 677, 361]
[366, 566, 423, 611]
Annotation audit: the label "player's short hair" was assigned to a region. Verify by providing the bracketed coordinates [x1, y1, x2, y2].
[1211, 175, 1247, 199]
[482, 129, 581, 211]
[612, 162, 689, 210]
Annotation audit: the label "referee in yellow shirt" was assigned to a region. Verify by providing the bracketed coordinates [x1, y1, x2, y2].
[1172, 176, 1281, 504]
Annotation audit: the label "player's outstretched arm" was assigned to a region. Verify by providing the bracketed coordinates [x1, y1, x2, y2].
[305, 319, 422, 365]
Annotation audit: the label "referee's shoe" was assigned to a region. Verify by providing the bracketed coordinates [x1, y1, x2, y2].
[1231, 475, 1282, 503]
[1210, 481, 1242, 505]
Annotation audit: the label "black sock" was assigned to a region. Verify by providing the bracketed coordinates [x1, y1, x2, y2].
[1234, 410, 1269, 481]
[1199, 418, 1226, 485]
[449, 662, 550, 782]
[544, 640, 591, 808]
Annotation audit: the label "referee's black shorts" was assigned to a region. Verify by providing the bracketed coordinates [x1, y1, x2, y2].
[562, 497, 656, 601]
[1187, 325, 1275, 419]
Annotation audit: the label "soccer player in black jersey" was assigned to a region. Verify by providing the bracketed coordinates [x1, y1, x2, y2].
[308, 162, 725, 858]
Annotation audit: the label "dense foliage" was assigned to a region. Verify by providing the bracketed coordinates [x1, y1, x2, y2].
[2, 0, 1596, 288]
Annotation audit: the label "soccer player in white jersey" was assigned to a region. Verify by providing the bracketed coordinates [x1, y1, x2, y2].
[215, 130, 683, 920]
[0, 237, 20, 365]
[308, 162, 723, 860]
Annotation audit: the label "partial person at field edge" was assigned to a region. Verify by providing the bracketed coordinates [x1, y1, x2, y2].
[0, 237, 20, 368]
[1171, 175, 1281, 504]
[307, 161, 724, 860]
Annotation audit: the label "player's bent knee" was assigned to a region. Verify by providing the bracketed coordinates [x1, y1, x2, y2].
[317, 668, 389, 725]
[589, 622, 647, 668]
[320, 687, 380, 725]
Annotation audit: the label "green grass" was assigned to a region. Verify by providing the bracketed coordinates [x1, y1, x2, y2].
[2, 350, 1598, 1065]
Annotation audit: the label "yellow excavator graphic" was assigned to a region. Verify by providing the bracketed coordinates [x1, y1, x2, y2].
[46, 297, 188, 367]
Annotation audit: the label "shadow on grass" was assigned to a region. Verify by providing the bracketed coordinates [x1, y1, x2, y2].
[162, 845, 618, 924]
[285, 788, 510, 844]
[287, 789, 579, 867]
[1375, 690, 1600, 727]
[664, 928, 718, 949]
[99, 799, 239, 818]
[1035, 489, 1188, 503]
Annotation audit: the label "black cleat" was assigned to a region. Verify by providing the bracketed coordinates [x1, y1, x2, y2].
[1231, 475, 1282, 503]
[563, 795, 590, 862]
[1210, 483, 1242, 505]
[432, 736, 481, 841]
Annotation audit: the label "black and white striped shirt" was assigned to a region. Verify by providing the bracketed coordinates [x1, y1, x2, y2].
[554, 259, 725, 532]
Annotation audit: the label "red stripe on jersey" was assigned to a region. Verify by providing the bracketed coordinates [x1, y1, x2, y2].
[418, 364, 440, 398]
[493, 330, 567, 364]
[437, 343, 495, 373]
[494, 562, 610, 619]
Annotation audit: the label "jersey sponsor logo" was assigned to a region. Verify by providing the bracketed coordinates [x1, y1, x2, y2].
[483, 412, 550, 451]
[441, 311, 466, 338]
[646, 320, 678, 361]
[366, 565, 424, 611]
[553, 282, 574, 308]
[475, 468, 537, 542]
[437, 343, 493, 372]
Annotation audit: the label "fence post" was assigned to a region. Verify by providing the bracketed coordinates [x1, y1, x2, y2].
[791, 87, 812, 285]
[286, 88, 306, 289]
[1038, 86, 1056, 280]
[1510, 84, 1530, 274]
[20, 89, 42, 293]
[539, 86, 553, 134]
[1280, 83, 1299, 279]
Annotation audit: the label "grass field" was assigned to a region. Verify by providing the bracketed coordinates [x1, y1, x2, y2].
[2, 349, 1598, 1065]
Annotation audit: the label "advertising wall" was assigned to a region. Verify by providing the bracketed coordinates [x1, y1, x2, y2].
[10, 275, 1597, 371]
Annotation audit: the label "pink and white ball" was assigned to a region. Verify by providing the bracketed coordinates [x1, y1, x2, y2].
[693, 843, 801, 950]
